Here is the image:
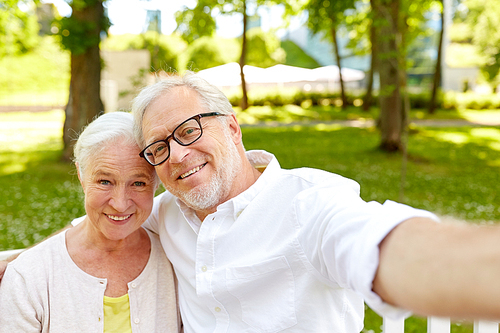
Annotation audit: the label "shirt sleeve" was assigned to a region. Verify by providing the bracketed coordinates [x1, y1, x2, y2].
[142, 191, 173, 235]
[0, 265, 42, 332]
[295, 182, 439, 319]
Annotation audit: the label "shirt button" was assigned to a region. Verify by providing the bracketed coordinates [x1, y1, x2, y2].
[201, 265, 207, 272]
[134, 318, 140, 324]
[215, 307, 221, 312]
[131, 283, 136, 288]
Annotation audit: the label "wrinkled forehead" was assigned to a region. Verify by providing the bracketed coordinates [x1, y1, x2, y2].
[83, 139, 155, 179]
[142, 86, 205, 140]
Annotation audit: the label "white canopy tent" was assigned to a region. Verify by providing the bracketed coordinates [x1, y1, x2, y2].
[196, 62, 365, 90]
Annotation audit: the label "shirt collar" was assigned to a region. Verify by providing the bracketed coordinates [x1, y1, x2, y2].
[176, 150, 280, 233]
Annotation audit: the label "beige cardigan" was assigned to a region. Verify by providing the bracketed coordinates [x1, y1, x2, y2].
[0, 229, 181, 333]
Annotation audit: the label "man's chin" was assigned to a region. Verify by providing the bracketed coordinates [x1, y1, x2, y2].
[177, 186, 221, 211]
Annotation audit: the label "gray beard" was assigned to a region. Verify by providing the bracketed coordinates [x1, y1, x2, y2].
[166, 132, 242, 212]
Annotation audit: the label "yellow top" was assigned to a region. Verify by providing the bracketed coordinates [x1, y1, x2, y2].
[103, 294, 132, 333]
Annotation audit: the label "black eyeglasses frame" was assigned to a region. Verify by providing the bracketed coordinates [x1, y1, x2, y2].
[139, 112, 225, 166]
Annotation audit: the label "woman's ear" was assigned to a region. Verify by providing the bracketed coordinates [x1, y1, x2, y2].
[75, 163, 84, 191]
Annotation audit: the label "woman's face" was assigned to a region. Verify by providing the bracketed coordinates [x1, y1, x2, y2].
[78, 139, 157, 241]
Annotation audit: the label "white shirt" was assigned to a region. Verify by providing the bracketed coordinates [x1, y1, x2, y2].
[143, 150, 438, 332]
[0, 229, 180, 333]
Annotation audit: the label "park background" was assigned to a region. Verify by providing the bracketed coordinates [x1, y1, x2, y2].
[1, 0, 500, 332]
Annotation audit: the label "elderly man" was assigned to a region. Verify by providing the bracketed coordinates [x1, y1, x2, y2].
[127, 72, 500, 331]
[3, 71, 500, 332]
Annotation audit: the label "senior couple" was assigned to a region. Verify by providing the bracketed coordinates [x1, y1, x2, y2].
[2, 71, 500, 332]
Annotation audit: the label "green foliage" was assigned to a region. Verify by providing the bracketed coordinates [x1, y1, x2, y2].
[175, 0, 217, 43]
[56, 16, 101, 55]
[0, 36, 70, 103]
[306, 0, 356, 34]
[226, 85, 500, 111]
[0, 1, 40, 57]
[465, 0, 500, 86]
[179, 36, 240, 72]
[246, 28, 285, 67]
[446, 42, 486, 68]
[280, 40, 321, 68]
[53, 0, 109, 55]
[101, 32, 188, 72]
[448, 22, 473, 43]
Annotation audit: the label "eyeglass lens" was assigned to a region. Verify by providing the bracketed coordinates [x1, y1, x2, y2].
[143, 118, 202, 165]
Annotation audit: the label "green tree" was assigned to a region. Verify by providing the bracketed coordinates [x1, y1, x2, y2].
[175, 0, 290, 110]
[246, 27, 285, 67]
[177, 35, 239, 71]
[465, 0, 500, 87]
[305, 0, 356, 110]
[56, 0, 109, 160]
[372, 0, 403, 151]
[0, 0, 40, 58]
[101, 32, 188, 72]
[429, 0, 444, 114]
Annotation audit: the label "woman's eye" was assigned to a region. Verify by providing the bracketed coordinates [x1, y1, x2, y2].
[99, 180, 111, 185]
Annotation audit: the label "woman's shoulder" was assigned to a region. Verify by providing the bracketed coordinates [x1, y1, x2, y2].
[8, 232, 67, 274]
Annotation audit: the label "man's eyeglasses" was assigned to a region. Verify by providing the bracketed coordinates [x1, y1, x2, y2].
[139, 112, 225, 166]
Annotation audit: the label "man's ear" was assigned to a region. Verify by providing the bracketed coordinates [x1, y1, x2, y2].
[226, 113, 242, 145]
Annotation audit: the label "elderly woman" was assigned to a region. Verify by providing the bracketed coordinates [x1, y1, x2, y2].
[0, 112, 181, 332]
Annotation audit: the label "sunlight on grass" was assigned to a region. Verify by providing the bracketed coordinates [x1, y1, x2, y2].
[470, 128, 500, 141]
[431, 132, 470, 145]
[421, 127, 500, 148]
[459, 110, 500, 124]
[0, 110, 64, 175]
[313, 123, 343, 131]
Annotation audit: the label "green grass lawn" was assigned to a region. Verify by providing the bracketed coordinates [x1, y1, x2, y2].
[0, 109, 499, 332]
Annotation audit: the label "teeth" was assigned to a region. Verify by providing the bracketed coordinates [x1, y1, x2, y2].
[180, 165, 204, 179]
[107, 214, 131, 221]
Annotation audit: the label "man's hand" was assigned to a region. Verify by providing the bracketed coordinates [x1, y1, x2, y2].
[0, 260, 8, 282]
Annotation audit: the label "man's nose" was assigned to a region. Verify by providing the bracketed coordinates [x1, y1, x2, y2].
[168, 140, 190, 164]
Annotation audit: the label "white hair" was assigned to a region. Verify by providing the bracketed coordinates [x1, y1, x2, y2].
[73, 111, 158, 185]
[131, 71, 235, 148]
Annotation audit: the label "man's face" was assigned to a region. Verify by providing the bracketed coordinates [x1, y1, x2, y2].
[141, 86, 242, 212]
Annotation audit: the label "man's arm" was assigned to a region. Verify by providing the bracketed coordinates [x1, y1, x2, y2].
[0, 224, 73, 282]
[374, 217, 500, 320]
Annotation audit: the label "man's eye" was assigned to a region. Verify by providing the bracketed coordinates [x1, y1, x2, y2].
[154, 144, 167, 155]
[134, 181, 146, 186]
[99, 180, 110, 185]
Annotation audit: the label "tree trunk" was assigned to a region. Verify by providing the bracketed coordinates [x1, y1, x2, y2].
[363, 18, 377, 112]
[239, 0, 249, 111]
[331, 25, 347, 109]
[373, 0, 402, 152]
[429, 0, 444, 114]
[62, 1, 105, 161]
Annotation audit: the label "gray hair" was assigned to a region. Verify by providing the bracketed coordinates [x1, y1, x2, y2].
[131, 71, 235, 148]
[74, 112, 144, 179]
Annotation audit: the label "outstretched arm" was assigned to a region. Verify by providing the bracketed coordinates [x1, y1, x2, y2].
[374, 217, 500, 320]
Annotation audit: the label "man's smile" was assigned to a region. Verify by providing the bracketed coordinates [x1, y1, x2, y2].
[179, 163, 207, 179]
